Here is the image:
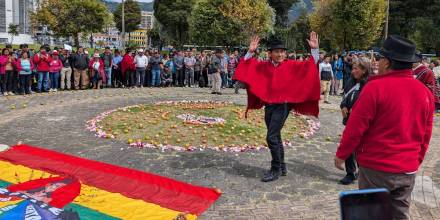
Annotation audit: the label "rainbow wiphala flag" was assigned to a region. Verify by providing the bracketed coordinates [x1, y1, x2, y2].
[0, 145, 221, 219]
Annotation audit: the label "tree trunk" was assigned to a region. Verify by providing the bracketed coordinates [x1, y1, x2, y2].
[74, 33, 80, 49]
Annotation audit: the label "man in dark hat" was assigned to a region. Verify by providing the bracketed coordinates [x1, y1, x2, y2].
[234, 32, 320, 182]
[335, 35, 435, 219]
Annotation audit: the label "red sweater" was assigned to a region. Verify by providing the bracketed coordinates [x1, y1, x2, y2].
[33, 53, 52, 72]
[336, 69, 435, 173]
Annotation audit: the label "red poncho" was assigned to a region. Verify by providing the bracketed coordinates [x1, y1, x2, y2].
[233, 57, 321, 117]
[121, 54, 135, 78]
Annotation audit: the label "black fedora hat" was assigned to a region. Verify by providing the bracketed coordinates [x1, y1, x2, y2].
[380, 35, 420, 63]
[267, 39, 287, 51]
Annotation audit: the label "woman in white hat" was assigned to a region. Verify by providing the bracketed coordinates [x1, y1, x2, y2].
[88, 53, 106, 89]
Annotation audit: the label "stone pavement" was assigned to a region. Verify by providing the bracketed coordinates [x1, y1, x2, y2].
[0, 88, 438, 219]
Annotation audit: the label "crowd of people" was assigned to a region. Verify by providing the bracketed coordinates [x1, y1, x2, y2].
[3, 43, 437, 102]
[0, 44, 246, 96]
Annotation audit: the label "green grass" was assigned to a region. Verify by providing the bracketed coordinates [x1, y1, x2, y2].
[98, 102, 306, 148]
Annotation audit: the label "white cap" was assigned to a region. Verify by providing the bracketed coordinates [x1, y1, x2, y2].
[93, 53, 100, 58]
[138, 49, 144, 53]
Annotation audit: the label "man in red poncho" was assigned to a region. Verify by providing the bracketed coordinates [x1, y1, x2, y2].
[234, 32, 320, 182]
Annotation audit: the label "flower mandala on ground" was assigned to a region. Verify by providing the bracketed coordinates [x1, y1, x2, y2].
[86, 101, 318, 152]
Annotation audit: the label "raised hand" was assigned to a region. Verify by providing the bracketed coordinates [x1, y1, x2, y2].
[248, 36, 260, 53]
[307, 31, 319, 49]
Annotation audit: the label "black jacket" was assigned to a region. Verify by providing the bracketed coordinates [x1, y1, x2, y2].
[340, 79, 367, 125]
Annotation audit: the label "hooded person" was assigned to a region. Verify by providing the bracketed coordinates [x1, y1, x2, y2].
[233, 32, 321, 182]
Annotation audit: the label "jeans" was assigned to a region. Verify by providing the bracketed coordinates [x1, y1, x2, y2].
[136, 67, 146, 87]
[19, 74, 31, 94]
[37, 72, 49, 92]
[185, 68, 194, 87]
[264, 103, 290, 172]
[49, 72, 60, 89]
[104, 67, 112, 86]
[220, 72, 227, 88]
[151, 69, 161, 86]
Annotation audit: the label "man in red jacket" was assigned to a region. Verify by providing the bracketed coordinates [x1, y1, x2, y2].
[413, 56, 440, 110]
[335, 36, 435, 219]
[234, 32, 320, 182]
[33, 45, 51, 93]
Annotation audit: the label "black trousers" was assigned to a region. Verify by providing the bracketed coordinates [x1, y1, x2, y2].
[264, 103, 290, 171]
[177, 68, 185, 87]
[345, 153, 357, 175]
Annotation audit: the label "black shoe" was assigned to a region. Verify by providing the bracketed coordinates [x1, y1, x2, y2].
[261, 170, 281, 182]
[216, 92, 222, 95]
[211, 92, 216, 94]
[281, 165, 287, 176]
[339, 173, 357, 185]
[324, 101, 331, 104]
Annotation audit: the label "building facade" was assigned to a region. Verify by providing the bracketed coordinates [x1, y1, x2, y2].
[0, 0, 35, 44]
[140, 11, 154, 30]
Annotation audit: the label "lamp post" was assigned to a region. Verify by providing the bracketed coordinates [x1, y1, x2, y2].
[384, 0, 390, 40]
[121, 0, 125, 49]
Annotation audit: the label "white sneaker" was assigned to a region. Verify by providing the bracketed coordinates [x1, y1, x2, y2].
[2, 92, 7, 96]
[53, 89, 57, 92]
[49, 89, 53, 92]
[8, 92, 14, 96]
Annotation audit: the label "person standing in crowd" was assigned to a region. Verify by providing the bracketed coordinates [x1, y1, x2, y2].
[59, 49, 72, 90]
[14, 51, 34, 95]
[163, 54, 175, 85]
[194, 53, 201, 87]
[112, 49, 123, 88]
[343, 55, 353, 93]
[210, 49, 223, 95]
[198, 51, 208, 88]
[49, 50, 63, 92]
[413, 55, 440, 112]
[331, 54, 343, 95]
[0, 49, 8, 95]
[174, 51, 184, 87]
[319, 55, 334, 104]
[3, 48, 16, 95]
[335, 36, 435, 220]
[33, 46, 51, 93]
[89, 53, 106, 89]
[338, 57, 372, 185]
[134, 49, 148, 88]
[101, 47, 113, 88]
[184, 50, 196, 87]
[228, 53, 238, 88]
[220, 52, 228, 88]
[150, 51, 162, 87]
[72, 47, 90, 90]
[121, 49, 136, 88]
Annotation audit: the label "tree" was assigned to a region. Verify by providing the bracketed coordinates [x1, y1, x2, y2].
[30, 0, 111, 47]
[189, 0, 274, 47]
[268, 0, 299, 27]
[7, 24, 20, 44]
[113, 0, 142, 42]
[388, 0, 440, 54]
[310, 0, 387, 51]
[154, 0, 195, 46]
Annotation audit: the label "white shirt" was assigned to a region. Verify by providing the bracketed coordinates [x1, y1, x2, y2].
[93, 61, 100, 71]
[184, 56, 196, 69]
[134, 55, 149, 68]
[319, 62, 334, 79]
[433, 66, 440, 79]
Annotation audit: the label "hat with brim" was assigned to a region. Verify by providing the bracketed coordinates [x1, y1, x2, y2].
[267, 39, 287, 51]
[380, 35, 421, 63]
